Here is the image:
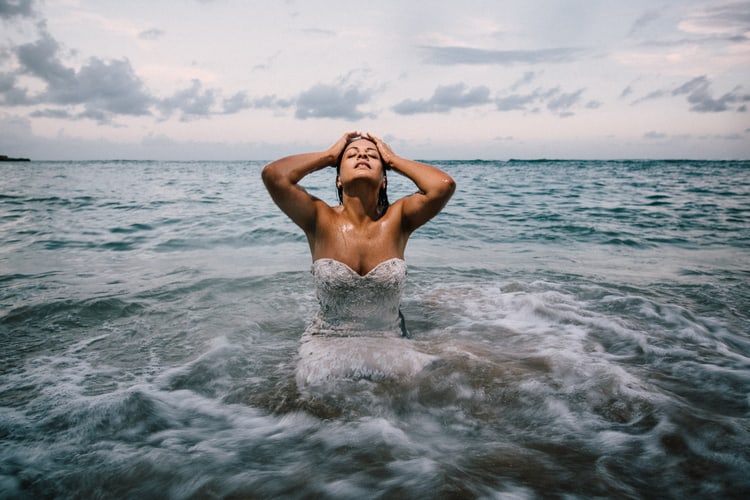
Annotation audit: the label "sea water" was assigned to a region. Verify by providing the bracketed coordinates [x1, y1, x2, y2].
[1, 159, 749, 498]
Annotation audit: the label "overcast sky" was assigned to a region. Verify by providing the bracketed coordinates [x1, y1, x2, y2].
[1, 0, 748, 160]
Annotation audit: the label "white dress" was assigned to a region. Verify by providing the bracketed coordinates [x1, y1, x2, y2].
[295, 258, 436, 388]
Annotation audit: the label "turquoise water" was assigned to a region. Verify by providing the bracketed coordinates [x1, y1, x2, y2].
[1, 159, 749, 498]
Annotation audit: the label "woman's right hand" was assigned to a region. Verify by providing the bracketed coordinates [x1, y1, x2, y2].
[326, 131, 361, 165]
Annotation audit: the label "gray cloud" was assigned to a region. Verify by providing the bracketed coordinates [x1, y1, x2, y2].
[29, 106, 125, 126]
[421, 46, 582, 65]
[495, 92, 540, 112]
[221, 92, 251, 114]
[0, 0, 34, 18]
[3, 22, 340, 124]
[629, 8, 663, 36]
[644, 131, 668, 140]
[294, 82, 375, 120]
[685, 2, 750, 37]
[510, 71, 537, 91]
[0, 72, 34, 105]
[392, 79, 596, 118]
[547, 88, 584, 113]
[631, 76, 750, 112]
[300, 28, 335, 37]
[253, 94, 293, 109]
[8, 28, 154, 122]
[221, 91, 293, 114]
[392, 83, 491, 115]
[631, 88, 667, 105]
[16, 30, 74, 89]
[61, 58, 153, 115]
[698, 132, 744, 140]
[495, 86, 589, 117]
[672, 75, 750, 113]
[158, 79, 216, 120]
[138, 28, 164, 40]
[3, 22, 275, 123]
[30, 108, 72, 119]
[636, 2, 750, 48]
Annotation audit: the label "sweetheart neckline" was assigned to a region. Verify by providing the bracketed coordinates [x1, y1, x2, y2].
[312, 257, 405, 277]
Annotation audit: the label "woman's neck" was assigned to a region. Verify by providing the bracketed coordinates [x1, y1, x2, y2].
[341, 190, 381, 221]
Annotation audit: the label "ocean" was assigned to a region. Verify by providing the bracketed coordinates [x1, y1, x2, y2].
[1, 159, 749, 498]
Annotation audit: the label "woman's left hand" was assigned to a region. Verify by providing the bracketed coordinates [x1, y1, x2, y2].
[365, 133, 396, 169]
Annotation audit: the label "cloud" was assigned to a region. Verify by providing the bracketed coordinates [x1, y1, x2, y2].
[15, 29, 74, 89]
[4, 21, 297, 124]
[631, 75, 750, 112]
[642, 130, 743, 143]
[644, 130, 668, 139]
[672, 75, 750, 112]
[679, 2, 750, 38]
[635, 2, 750, 48]
[300, 28, 336, 37]
[392, 83, 491, 115]
[294, 82, 375, 120]
[138, 28, 164, 40]
[494, 93, 535, 111]
[66, 58, 153, 115]
[631, 89, 667, 105]
[7, 27, 154, 122]
[629, 8, 663, 36]
[0, 0, 34, 19]
[494, 86, 591, 117]
[29, 108, 73, 119]
[2, 24, 304, 123]
[253, 94, 293, 109]
[585, 100, 603, 109]
[420, 46, 582, 65]
[547, 88, 584, 113]
[697, 132, 744, 140]
[158, 79, 216, 120]
[221, 91, 252, 114]
[0, 72, 34, 105]
[510, 71, 537, 91]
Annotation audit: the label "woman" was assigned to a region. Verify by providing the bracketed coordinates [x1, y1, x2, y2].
[262, 131, 455, 388]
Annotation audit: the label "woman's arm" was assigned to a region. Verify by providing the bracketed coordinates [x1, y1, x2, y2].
[366, 133, 456, 233]
[261, 131, 359, 232]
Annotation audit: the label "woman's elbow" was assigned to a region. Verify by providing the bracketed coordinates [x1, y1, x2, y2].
[439, 176, 456, 198]
[261, 163, 280, 187]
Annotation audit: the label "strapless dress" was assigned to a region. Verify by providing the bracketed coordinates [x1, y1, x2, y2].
[295, 258, 435, 388]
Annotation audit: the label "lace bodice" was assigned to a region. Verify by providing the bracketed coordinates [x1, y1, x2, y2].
[296, 258, 435, 387]
[307, 258, 407, 337]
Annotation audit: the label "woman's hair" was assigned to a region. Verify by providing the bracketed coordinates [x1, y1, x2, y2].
[335, 137, 389, 211]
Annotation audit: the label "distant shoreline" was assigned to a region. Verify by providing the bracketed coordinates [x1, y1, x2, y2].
[0, 155, 31, 162]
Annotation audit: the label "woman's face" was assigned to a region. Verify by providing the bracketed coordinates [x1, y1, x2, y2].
[338, 139, 385, 186]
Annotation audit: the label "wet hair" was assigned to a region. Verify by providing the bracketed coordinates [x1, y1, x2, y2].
[335, 137, 389, 211]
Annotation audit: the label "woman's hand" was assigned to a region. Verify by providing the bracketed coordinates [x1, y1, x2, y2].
[326, 131, 362, 166]
[363, 132, 455, 233]
[364, 132, 396, 169]
[262, 133, 361, 233]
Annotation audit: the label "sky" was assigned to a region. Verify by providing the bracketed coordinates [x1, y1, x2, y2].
[1, 0, 749, 160]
